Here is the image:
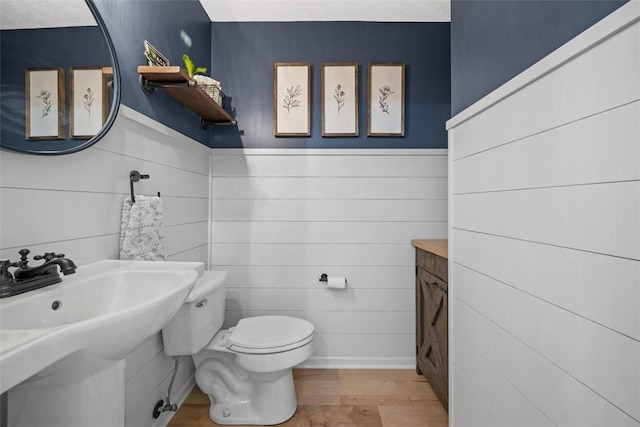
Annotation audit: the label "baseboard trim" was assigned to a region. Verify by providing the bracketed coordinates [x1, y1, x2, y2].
[300, 356, 415, 369]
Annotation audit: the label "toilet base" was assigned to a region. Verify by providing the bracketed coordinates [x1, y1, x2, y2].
[195, 351, 300, 425]
[208, 369, 297, 425]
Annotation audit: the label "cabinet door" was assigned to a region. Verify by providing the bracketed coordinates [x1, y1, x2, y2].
[416, 267, 448, 410]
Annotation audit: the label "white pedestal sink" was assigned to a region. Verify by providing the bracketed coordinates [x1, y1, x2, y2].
[0, 259, 203, 427]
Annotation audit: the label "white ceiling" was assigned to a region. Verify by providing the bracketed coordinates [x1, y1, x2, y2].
[199, 0, 450, 22]
[0, 0, 449, 30]
[0, 0, 96, 30]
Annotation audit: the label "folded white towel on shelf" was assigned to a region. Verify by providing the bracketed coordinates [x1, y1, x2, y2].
[119, 195, 167, 261]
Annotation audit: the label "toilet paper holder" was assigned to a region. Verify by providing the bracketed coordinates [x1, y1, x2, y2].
[319, 274, 347, 283]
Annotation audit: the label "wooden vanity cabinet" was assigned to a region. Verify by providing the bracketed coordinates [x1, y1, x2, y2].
[414, 242, 448, 411]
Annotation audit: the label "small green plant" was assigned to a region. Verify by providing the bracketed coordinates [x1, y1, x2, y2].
[182, 54, 207, 78]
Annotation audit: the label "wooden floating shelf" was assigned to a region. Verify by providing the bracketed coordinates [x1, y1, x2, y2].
[137, 66, 235, 126]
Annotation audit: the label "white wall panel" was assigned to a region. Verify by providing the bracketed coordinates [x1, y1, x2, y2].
[219, 265, 415, 289]
[211, 150, 447, 367]
[452, 368, 504, 426]
[454, 229, 640, 339]
[453, 181, 640, 259]
[212, 243, 414, 267]
[212, 176, 447, 199]
[453, 101, 640, 194]
[212, 221, 446, 243]
[224, 310, 414, 334]
[225, 288, 413, 312]
[211, 199, 447, 222]
[454, 336, 554, 427]
[164, 222, 208, 257]
[162, 197, 209, 226]
[0, 189, 122, 249]
[455, 264, 640, 419]
[167, 244, 208, 264]
[448, 5, 640, 426]
[454, 300, 638, 426]
[311, 333, 414, 358]
[211, 153, 447, 177]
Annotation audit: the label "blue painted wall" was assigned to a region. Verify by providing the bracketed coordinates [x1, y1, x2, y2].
[0, 27, 110, 152]
[451, 0, 628, 116]
[209, 22, 451, 149]
[93, 0, 211, 144]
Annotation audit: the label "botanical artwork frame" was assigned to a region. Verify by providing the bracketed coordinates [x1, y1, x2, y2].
[70, 67, 109, 139]
[25, 67, 65, 140]
[321, 63, 358, 137]
[367, 63, 405, 137]
[274, 62, 311, 137]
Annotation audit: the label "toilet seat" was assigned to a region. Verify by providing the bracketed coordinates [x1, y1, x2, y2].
[226, 315, 314, 354]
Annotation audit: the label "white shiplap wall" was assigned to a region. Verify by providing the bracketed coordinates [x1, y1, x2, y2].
[0, 106, 211, 427]
[210, 148, 448, 368]
[447, 2, 640, 426]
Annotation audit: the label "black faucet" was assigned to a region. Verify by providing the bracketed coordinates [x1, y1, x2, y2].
[0, 249, 77, 298]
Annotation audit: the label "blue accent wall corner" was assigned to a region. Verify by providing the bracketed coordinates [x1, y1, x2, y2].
[450, 0, 629, 116]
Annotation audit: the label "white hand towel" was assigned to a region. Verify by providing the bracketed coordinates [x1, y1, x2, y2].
[119, 195, 167, 261]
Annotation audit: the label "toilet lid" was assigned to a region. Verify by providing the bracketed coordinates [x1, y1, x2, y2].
[227, 315, 314, 351]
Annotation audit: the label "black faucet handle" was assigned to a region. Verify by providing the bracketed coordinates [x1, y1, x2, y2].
[18, 249, 30, 265]
[34, 252, 65, 262]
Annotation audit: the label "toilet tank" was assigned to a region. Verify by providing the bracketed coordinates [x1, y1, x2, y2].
[162, 270, 227, 356]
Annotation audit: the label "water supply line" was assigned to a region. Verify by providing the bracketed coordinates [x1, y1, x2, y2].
[152, 356, 183, 419]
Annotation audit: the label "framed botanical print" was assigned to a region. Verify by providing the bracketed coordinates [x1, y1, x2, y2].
[322, 63, 358, 137]
[368, 63, 405, 137]
[274, 62, 311, 136]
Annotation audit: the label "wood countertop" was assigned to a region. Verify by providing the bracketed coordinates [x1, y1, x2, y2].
[411, 239, 448, 259]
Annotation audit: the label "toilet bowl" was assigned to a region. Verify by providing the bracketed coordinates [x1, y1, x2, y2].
[161, 271, 314, 425]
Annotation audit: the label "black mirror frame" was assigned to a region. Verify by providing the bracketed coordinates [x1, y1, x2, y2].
[2, 0, 120, 156]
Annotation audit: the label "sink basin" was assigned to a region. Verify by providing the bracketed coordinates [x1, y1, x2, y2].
[0, 259, 203, 426]
[2, 270, 194, 330]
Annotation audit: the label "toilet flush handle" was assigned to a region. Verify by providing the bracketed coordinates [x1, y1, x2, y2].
[196, 299, 208, 307]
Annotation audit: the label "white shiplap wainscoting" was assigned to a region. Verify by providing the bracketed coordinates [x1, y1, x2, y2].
[210, 148, 448, 368]
[447, 2, 640, 426]
[0, 105, 211, 427]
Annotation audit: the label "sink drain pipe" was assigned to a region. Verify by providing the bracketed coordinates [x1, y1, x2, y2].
[153, 356, 183, 419]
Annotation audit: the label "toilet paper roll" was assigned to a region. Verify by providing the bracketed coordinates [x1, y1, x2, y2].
[326, 276, 347, 290]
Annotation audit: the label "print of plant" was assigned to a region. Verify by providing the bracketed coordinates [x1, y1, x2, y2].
[83, 87, 94, 116]
[283, 85, 303, 113]
[378, 85, 394, 114]
[36, 90, 52, 118]
[333, 84, 345, 115]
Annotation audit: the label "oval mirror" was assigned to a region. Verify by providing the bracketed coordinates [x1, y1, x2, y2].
[0, 0, 120, 155]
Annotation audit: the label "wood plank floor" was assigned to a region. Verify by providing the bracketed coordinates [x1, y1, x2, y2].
[168, 369, 448, 427]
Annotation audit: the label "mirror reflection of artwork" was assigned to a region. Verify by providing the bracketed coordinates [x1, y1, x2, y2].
[25, 68, 65, 139]
[0, 0, 119, 154]
[71, 67, 108, 138]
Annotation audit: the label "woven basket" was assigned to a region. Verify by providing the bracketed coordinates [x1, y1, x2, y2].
[201, 84, 223, 106]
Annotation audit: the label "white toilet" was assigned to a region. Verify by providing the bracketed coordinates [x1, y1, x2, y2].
[161, 270, 314, 425]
